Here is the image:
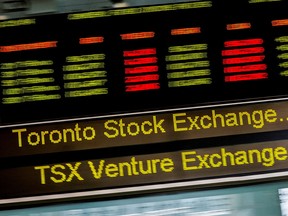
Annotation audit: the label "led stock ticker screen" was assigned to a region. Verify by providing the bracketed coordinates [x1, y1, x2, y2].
[1, 139, 288, 199]
[2, 98, 288, 200]
[1, 0, 288, 123]
[1, 98, 288, 159]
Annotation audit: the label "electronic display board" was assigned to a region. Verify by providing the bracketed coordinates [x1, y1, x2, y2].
[2, 0, 288, 208]
[1, 0, 288, 124]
